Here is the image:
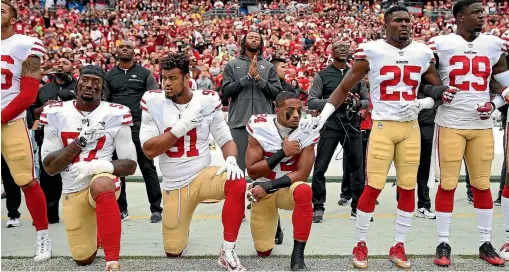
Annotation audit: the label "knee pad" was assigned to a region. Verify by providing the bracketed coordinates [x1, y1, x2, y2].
[366, 138, 392, 190]
[71, 245, 97, 263]
[293, 184, 312, 203]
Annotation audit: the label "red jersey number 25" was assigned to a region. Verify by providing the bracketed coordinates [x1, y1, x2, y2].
[379, 65, 421, 101]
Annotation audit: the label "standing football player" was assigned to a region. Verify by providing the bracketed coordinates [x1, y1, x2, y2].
[303, 6, 457, 269]
[245, 91, 318, 271]
[499, 29, 509, 261]
[428, 0, 509, 266]
[139, 53, 247, 271]
[1, 2, 52, 262]
[40, 66, 138, 271]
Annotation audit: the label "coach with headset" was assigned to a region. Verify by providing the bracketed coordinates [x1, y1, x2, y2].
[307, 41, 369, 223]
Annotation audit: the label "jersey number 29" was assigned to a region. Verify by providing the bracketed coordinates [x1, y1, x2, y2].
[449, 55, 490, 92]
[379, 65, 421, 101]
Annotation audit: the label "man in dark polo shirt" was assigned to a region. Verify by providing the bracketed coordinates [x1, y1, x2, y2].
[105, 40, 161, 223]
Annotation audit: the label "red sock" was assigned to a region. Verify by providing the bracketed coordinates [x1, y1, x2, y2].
[435, 185, 455, 213]
[292, 184, 312, 241]
[222, 178, 246, 242]
[357, 185, 381, 213]
[471, 187, 493, 209]
[95, 191, 121, 262]
[397, 187, 415, 213]
[503, 185, 509, 198]
[22, 181, 48, 231]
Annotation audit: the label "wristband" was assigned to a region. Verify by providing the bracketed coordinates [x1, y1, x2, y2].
[265, 149, 286, 170]
[254, 175, 292, 194]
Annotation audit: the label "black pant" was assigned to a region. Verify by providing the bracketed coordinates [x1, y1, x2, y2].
[341, 129, 371, 200]
[231, 127, 248, 172]
[416, 124, 433, 209]
[117, 123, 162, 214]
[312, 121, 364, 211]
[1, 156, 21, 219]
[39, 148, 62, 223]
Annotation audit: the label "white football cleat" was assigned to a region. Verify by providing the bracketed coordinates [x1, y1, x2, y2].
[218, 246, 246, 271]
[34, 234, 52, 262]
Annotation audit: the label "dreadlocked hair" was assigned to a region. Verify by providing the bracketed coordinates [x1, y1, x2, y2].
[276, 91, 300, 108]
[239, 32, 264, 57]
[384, 5, 409, 23]
[159, 53, 190, 74]
[453, 0, 479, 18]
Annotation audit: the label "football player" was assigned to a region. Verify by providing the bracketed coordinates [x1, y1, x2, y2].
[139, 53, 247, 271]
[302, 6, 457, 269]
[427, 0, 509, 266]
[500, 29, 509, 261]
[40, 66, 138, 271]
[1, 2, 52, 262]
[245, 91, 318, 271]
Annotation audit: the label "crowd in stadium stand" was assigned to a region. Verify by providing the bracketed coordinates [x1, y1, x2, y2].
[12, 0, 509, 96]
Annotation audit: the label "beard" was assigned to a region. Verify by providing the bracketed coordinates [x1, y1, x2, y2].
[164, 82, 185, 100]
[246, 45, 259, 53]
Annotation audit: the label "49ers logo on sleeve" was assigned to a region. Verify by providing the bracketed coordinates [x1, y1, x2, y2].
[1, 55, 14, 90]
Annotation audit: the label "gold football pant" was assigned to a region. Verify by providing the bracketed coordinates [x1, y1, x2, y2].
[1, 118, 35, 186]
[62, 174, 120, 261]
[250, 182, 313, 253]
[162, 167, 246, 255]
[438, 126, 494, 190]
[366, 120, 421, 190]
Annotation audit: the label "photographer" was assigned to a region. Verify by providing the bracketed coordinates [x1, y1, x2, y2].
[33, 57, 77, 224]
[308, 41, 369, 223]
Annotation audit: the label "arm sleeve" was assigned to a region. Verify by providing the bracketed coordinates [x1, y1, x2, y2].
[40, 125, 63, 162]
[114, 126, 138, 162]
[221, 62, 251, 99]
[210, 110, 233, 148]
[358, 81, 369, 109]
[421, 84, 449, 100]
[255, 65, 283, 100]
[307, 74, 327, 110]
[146, 72, 160, 91]
[139, 110, 160, 148]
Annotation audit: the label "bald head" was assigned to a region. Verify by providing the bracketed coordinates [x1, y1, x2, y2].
[117, 40, 135, 61]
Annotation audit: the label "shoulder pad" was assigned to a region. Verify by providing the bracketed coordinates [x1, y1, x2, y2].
[489, 35, 508, 55]
[246, 114, 275, 138]
[14, 35, 46, 61]
[354, 41, 376, 61]
[196, 90, 222, 116]
[140, 89, 164, 112]
[104, 102, 133, 127]
[39, 101, 68, 127]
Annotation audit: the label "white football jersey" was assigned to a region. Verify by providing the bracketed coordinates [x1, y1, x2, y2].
[140, 89, 225, 190]
[246, 114, 320, 182]
[40, 101, 133, 193]
[1, 34, 46, 121]
[354, 39, 435, 121]
[429, 33, 508, 129]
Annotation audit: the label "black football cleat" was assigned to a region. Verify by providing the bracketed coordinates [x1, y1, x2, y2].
[479, 242, 504, 266]
[290, 240, 307, 271]
[434, 242, 451, 266]
[275, 218, 284, 245]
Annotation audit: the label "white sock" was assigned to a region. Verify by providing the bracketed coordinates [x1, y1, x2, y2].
[436, 212, 452, 244]
[501, 196, 509, 243]
[395, 209, 413, 245]
[356, 210, 373, 242]
[475, 208, 493, 246]
[223, 241, 235, 249]
[37, 229, 48, 237]
[106, 261, 119, 266]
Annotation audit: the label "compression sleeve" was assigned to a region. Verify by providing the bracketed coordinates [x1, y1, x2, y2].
[114, 126, 138, 162]
[139, 110, 160, 148]
[1, 77, 39, 123]
[41, 125, 64, 162]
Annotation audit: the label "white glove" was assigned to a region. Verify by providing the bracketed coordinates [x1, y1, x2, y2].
[79, 122, 105, 144]
[398, 100, 423, 120]
[69, 160, 114, 182]
[298, 113, 313, 130]
[302, 103, 336, 133]
[171, 108, 203, 138]
[215, 156, 244, 180]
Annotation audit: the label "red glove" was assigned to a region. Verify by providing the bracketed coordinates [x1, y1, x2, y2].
[475, 102, 495, 120]
[441, 87, 458, 104]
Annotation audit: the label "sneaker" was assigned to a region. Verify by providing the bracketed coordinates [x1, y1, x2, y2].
[467, 195, 474, 205]
[337, 197, 350, 206]
[1, 191, 6, 199]
[6, 217, 20, 228]
[389, 242, 411, 269]
[416, 208, 436, 219]
[218, 246, 246, 271]
[34, 234, 52, 262]
[479, 242, 504, 265]
[434, 242, 451, 266]
[352, 241, 368, 269]
[121, 211, 129, 222]
[494, 194, 502, 206]
[312, 210, 324, 223]
[150, 212, 162, 223]
[290, 241, 307, 271]
[106, 261, 120, 271]
[499, 243, 509, 261]
[350, 210, 373, 222]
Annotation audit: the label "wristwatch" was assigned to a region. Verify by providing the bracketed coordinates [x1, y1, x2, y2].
[73, 136, 87, 149]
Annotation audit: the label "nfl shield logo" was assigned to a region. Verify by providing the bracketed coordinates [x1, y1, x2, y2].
[399, 51, 404, 56]
[468, 43, 473, 48]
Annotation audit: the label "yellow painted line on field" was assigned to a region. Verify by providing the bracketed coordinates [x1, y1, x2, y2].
[2, 213, 502, 221]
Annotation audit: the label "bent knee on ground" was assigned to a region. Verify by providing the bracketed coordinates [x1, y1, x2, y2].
[254, 240, 273, 257]
[90, 177, 116, 199]
[72, 249, 97, 266]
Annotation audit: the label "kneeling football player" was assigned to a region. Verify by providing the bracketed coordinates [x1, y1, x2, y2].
[245, 91, 319, 271]
[40, 66, 138, 271]
[139, 53, 247, 271]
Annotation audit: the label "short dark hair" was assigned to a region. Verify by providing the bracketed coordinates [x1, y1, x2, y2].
[384, 5, 409, 23]
[271, 57, 286, 66]
[4, 2, 18, 20]
[159, 53, 190, 74]
[453, 0, 479, 18]
[276, 91, 300, 108]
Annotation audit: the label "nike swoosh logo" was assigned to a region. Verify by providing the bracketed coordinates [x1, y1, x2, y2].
[84, 132, 92, 135]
